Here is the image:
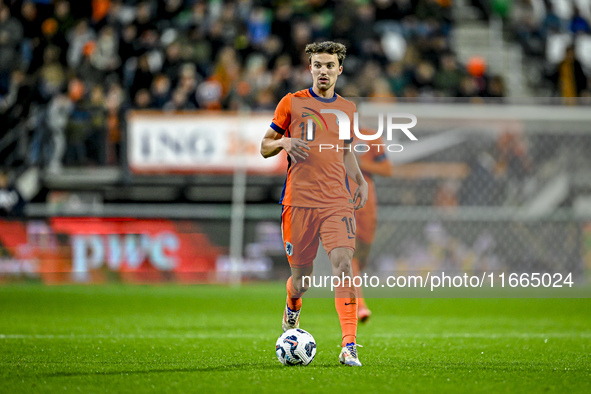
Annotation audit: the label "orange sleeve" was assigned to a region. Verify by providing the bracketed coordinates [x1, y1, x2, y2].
[271, 94, 292, 135]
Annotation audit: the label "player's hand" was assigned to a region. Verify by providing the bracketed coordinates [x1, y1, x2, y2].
[353, 180, 369, 210]
[281, 138, 310, 164]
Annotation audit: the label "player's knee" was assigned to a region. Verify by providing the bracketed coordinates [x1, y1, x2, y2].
[332, 257, 352, 277]
[292, 276, 310, 294]
[330, 249, 353, 275]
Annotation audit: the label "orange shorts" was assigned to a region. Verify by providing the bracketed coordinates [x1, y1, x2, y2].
[281, 205, 356, 268]
[354, 198, 377, 244]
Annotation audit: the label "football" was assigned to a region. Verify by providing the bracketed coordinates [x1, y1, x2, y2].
[275, 328, 317, 366]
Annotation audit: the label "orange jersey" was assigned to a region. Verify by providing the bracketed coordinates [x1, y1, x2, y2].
[271, 88, 357, 208]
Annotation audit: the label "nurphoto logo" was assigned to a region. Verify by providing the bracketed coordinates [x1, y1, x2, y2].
[319, 110, 417, 153]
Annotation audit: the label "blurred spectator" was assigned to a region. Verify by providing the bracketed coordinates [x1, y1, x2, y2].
[511, 0, 546, 57]
[133, 88, 152, 109]
[0, 4, 23, 93]
[253, 88, 276, 111]
[248, 7, 271, 46]
[570, 7, 591, 33]
[0, 69, 32, 132]
[64, 78, 90, 166]
[369, 77, 395, 98]
[150, 74, 171, 109]
[66, 19, 95, 69]
[486, 75, 507, 102]
[130, 54, 154, 100]
[134, 1, 156, 36]
[17, 1, 41, 71]
[386, 61, 410, 97]
[456, 75, 481, 99]
[105, 82, 124, 165]
[87, 85, 107, 165]
[54, 0, 76, 37]
[411, 60, 436, 94]
[46, 89, 73, 173]
[91, 0, 111, 31]
[177, 63, 200, 107]
[210, 46, 241, 104]
[158, 0, 185, 28]
[163, 87, 196, 111]
[0, 169, 25, 217]
[91, 25, 120, 74]
[416, 0, 452, 24]
[270, 55, 293, 99]
[30, 17, 68, 76]
[271, 4, 292, 45]
[162, 41, 184, 87]
[434, 53, 464, 96]
[118, 24, 140, 71]
[37, 45, 66, 101]
[351, 3, 381, 59]
[466, 56, 489, 95]
[77, 41, 104, 85]
[550, 45, 587, 100]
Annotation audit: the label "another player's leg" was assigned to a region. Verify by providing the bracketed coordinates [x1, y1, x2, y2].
[352, 239, 372, 323]
[330, 247, 362, 366]
[352, 198, 377, 323]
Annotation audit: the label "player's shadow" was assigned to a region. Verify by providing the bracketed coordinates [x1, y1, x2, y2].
[43, 362, 286, 378]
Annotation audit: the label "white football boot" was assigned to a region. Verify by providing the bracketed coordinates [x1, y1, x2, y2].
[282, 304, 300, 332]
[339, 342, 362, 366]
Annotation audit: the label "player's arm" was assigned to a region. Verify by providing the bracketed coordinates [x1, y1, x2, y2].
[359, 154, 393, 177]
[343, 147, 368, 210]
[260, 128, 310, 163]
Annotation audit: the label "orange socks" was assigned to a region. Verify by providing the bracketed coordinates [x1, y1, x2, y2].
[286, 276, 302, 311]
[335, 285, 358, 346]
[351, 257, 367, 309]
[287, 276, 358, 345]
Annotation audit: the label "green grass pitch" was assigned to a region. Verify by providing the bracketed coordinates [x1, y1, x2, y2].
[1, 284, 590, 393]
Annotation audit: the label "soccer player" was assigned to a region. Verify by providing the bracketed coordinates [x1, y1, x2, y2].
[260, 41, 368, 366]
[349, 131, 393, 323]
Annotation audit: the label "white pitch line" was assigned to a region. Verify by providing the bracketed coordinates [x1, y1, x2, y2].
[0, 333, 270, 340]
[371, 332, 591, 339]
[0, 332, 589, 340]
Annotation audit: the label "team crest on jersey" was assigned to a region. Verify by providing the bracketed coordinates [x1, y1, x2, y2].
[285, 241, 293, 256]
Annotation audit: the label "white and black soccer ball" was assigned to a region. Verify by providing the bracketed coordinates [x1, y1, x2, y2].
[275, 328, 317, 366]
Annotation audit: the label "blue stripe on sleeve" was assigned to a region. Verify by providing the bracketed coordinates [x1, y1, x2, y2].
[270, 122, 285, 135]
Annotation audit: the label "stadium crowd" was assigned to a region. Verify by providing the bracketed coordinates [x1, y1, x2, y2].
[0, 0, 510, 171]
[478, 0, 591, 97]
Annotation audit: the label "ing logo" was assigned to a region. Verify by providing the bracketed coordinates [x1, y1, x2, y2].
[300, 107, 327, 141]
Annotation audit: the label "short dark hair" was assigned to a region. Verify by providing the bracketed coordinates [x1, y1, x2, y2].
[305, 41, 347, 66]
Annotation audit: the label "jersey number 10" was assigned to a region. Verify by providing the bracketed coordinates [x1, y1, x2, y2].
[299, 120, 316, 141]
